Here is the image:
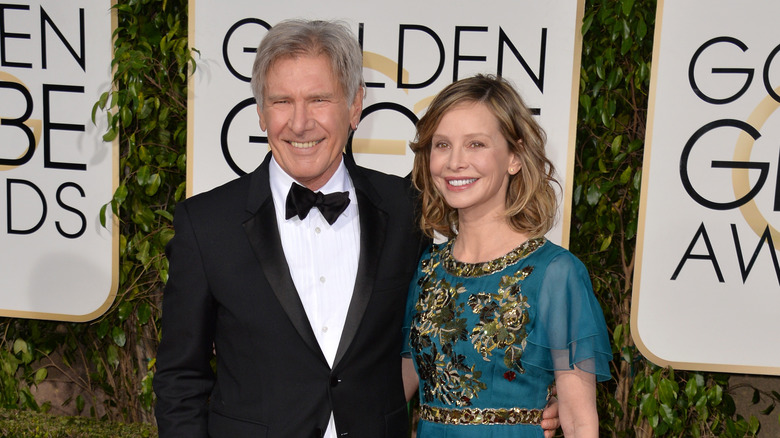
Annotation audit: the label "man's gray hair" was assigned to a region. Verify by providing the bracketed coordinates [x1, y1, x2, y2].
[250, 19, 365, 107]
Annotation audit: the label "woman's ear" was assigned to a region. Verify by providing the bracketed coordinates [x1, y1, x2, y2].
[509, 141, 523, 175]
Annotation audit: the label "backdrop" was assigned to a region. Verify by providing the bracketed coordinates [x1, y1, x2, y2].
[634, 0, 780, 374]
[187, 0, 586, 246]
[0, 1, 117, 321]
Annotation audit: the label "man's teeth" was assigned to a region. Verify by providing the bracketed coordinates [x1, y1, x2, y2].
[449, 178, 477, 187]
[291, 140, 319, 148]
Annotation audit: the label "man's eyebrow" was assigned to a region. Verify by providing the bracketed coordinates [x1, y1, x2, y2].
[264, 92, 338, 101]
[264, 93, 289, 101]
[308, 91, 337, 100]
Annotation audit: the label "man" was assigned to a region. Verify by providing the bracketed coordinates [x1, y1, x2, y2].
[154, 19, 558, 437]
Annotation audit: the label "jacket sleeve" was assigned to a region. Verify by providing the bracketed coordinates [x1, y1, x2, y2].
[153, 202, 217, 437]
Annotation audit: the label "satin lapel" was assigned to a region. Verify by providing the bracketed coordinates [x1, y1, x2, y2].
[333, 163, 388, 368]
[242, 155, 325, 363]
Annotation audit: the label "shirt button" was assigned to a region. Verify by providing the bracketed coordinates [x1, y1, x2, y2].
[322, 326, 329, 333]
[320, 276, 326, 283]
[315, 227, 321, 234]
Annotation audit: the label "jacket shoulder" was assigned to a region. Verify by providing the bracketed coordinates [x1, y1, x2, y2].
[352, 165, 416, 203]
[179, 174, 253, 213]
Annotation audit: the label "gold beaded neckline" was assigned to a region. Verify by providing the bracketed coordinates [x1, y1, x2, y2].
[440, 237, 546, 277]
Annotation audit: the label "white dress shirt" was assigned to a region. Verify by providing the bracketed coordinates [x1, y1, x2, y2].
[269, 156, 360, 438]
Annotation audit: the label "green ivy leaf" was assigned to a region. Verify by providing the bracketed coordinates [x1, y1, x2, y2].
[611, 135, 623, 156]
[613, 323, 624, 347]
[659, 378, 677, 406]
[76, 394, 85, 413]
[121, 105, 133, 128]
[748, 415, 760, 434]
[621, 35, 633, 55]
[582, 12, 594, 36]
[96, 319, 110, 339]
[137, 301, 152, 325]
[637, 17, 648, 40]
[103, 128, 118, 142]
[649, 413, 659, 429]
[112, 326, 127, 348]
[34, 367, 48, 385]
[137, 164, 152, 185]
[106, 345, 120, 369]
[175, 180, 187, 201]
[621, 0, 634, 16]
[659, 402, 674, 426]
[118, 301, 133, 322]
[114, 183, 128, 204]
[156, 209, 174, 222]
[632, 168, 642, 190]
[586, 184, 602, 206]
[600, 235, 612, 251]
[100, 203, 109, 228]
[708, 385, 723, 406]
[685, 376, 699, 400]
[146, 173, 162, 195]
[13, 339, 28, 356]
[640, 393, 658, 417]
[619, 166, 632, 185]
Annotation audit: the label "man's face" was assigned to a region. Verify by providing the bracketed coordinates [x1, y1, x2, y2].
[258, 54, 363, 191]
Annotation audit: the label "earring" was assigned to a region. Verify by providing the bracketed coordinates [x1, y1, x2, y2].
[509, 167, 515, 174]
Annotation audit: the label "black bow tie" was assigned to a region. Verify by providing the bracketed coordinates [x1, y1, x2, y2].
[285, 183, 351, 225]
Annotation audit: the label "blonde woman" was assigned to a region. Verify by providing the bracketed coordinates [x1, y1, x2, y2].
[402, 75, 611, 437]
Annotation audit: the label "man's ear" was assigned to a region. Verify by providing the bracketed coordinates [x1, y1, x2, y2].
[349, 87, 364, 131]
[257, 104, 267, 131]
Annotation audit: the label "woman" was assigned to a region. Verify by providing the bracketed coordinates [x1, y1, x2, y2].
[402, 75, 611, 437]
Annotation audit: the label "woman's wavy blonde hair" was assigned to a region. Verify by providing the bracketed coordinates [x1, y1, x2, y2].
[410, 74, 559, 239]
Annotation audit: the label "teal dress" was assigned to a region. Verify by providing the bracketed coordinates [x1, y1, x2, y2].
[402, 238, 612, 437]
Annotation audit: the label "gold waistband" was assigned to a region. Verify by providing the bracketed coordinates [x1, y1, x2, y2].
[420, 405, 543, 425]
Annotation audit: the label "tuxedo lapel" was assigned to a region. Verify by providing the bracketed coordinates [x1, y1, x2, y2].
[242, 155, 326, 364]
[333, 159, 388, 368]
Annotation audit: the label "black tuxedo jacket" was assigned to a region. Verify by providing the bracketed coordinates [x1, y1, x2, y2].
[154, 152, 426, 437]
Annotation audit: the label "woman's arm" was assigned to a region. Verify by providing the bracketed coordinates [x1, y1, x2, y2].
[401, 357, 419, 402]
[554, 366, 598, 437]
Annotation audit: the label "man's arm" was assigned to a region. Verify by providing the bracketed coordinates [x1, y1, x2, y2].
[541, 388, 561, 438]
[153, 203, 217, 438]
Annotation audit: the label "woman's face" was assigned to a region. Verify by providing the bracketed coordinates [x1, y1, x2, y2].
[429, 102, 521, 218]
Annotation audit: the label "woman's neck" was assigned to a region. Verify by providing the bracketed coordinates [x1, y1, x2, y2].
[453, 212, 529, 263]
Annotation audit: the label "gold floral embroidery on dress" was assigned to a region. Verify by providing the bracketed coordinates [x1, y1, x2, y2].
[410, 239, 545, 406]
[468, 266, 533, 372]
[411, 246, 485, 406]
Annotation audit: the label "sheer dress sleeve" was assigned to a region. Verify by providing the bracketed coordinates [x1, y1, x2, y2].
[522, 251, 612, 381]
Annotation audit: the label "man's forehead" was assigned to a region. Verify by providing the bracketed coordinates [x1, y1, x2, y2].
[264, 55, 344, 97]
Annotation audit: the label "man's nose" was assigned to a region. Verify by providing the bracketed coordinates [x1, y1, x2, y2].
[289, 104, 314, 133]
